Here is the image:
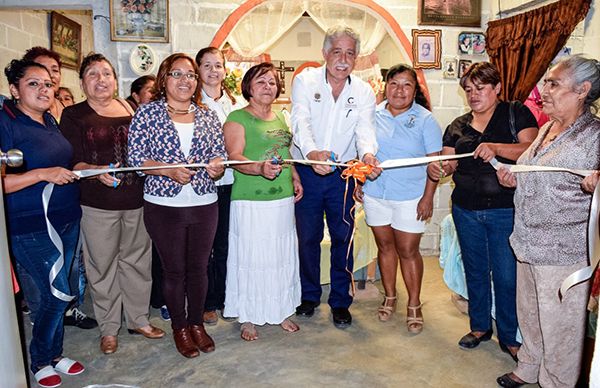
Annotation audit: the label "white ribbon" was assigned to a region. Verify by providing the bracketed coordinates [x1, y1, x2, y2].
[559, 183, 600, 298]
[41, 183, 75, 302]
[74, 153, 478, 178]
[46, 154, 598, 300]
[489, 157, 599, 297]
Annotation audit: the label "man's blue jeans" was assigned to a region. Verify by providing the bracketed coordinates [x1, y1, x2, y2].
[452, 204, 519, 346]
[10, 219, 80, 371]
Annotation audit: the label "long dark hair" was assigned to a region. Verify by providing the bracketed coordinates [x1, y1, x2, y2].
[195, 47, 237, 105]
[385, 64, 430, 110]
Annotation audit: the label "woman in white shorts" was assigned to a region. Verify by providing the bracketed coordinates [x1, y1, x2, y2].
[360, 64, 442, 334]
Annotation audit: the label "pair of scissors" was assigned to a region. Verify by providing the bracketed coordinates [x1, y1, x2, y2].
[271, 156, 282, 177]
[108, 163, 118, 188]
[329, 151, 338, 172]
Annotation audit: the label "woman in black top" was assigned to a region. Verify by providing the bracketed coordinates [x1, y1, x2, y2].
[428, 62, 538, 360]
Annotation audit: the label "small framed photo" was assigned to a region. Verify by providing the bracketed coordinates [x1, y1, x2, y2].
[458, 31, 486, 55]
[418, 0, 482, 27]
[458, 59, 473, 78]
[411, 29, 442, 70]
[50, 12, 82, 70]
[443, 58, 458, 79]
[110, 0, 170, 43]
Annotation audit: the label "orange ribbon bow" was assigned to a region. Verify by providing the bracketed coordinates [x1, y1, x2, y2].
[341, 160, 374, 184]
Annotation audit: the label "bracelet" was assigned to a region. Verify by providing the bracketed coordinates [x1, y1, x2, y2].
[439, 160, 445, 179]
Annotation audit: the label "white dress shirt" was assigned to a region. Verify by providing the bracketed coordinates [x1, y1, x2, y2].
[290, 66, 377, 162]
[202, 89, 246, 186]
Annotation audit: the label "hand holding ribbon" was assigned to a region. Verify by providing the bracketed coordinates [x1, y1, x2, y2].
[206, 157, 225, 180]
[306, 150, 337, 175]
[362, 153, 381, 180]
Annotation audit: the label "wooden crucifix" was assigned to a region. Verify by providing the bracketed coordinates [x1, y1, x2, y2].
[275, 61, 295, 94]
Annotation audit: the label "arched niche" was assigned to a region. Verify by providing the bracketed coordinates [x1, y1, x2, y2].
[209, 0, 430, 103]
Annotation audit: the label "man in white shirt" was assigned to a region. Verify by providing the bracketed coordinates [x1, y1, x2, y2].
[291, 25, 380, 328]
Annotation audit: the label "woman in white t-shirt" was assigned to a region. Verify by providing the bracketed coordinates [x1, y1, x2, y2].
[195, 47, 245, 325]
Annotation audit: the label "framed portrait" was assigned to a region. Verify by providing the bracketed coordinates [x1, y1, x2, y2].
[458, 31, 486, 55]
[411, 29, 442, 70]
[50, 12, 82, 70]
[110, 0, 170, 43]
[418, 0, 481, 27]
[443, 58, 458, 79]
[458, 59, 473, 78]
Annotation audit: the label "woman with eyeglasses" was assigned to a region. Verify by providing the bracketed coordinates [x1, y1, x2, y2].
[128, 53, 226, 358]
[195, 46, 246, 325]
[0, 58, 84, 387]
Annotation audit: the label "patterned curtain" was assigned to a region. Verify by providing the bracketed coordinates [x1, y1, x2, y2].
[485, 0, 591, 102]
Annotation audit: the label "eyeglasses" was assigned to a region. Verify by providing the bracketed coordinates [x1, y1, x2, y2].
[26, 80, 54, 90]
[167, 71, 198, 80]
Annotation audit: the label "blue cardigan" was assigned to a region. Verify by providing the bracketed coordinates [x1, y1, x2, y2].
[127, 99, 226, 198]
[0, 100, 81, 235]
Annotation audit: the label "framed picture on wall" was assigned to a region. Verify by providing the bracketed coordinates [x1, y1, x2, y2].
[443, 58, 458, 79]
[418, 0, 481, 27]
[110, 0, 170, 43]
[458, 59, 473, 78]
[458, 31, 486, 55]
[412, 29, 442, 70]
[50, 12, 82, 70]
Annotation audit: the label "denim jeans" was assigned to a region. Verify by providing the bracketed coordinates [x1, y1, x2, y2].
[10, 219, 80, 371]
[15, 243, 85, 322]
[452, 204, 519, 346]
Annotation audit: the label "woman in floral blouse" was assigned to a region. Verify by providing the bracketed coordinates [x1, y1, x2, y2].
[128, 53, 225, 358]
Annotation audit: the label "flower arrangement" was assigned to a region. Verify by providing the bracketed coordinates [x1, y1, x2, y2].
[121, 0, 155, 14]
[368, 77, 385, 96]
[223, 67, 243, 96]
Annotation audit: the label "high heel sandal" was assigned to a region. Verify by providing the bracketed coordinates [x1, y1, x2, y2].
[377, 295, 397, 322]
[407, 304, 424, 334]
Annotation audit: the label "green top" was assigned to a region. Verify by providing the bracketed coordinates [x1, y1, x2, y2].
[226, 109, 293, 201]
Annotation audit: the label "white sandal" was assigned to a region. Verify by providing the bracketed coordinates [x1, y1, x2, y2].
[34, 365, 61, 388]
[52, 358, 85, 376]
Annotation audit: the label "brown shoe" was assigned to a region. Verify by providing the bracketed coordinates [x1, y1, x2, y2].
[190, 324, 215, 353]
[173, 327, 199, 358]
[127, 325, 165, 339]
[203, 311, 218, 326]
[100, 335, 118, 354]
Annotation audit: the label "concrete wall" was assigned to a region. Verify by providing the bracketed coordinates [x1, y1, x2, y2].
[0, 0, 597, 254]
[0, 9, 94, 101]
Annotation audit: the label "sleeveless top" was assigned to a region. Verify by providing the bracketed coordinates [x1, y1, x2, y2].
[225, 109, 293, 201]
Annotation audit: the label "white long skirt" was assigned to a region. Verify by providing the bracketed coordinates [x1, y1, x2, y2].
[224, 197, 301, 325]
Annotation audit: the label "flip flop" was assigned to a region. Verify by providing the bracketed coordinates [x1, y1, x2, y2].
[51, 358, 85, 376]
[34, 365, 61, 388]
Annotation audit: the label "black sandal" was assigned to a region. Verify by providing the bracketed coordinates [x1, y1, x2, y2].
[496, 373, 525, 387]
